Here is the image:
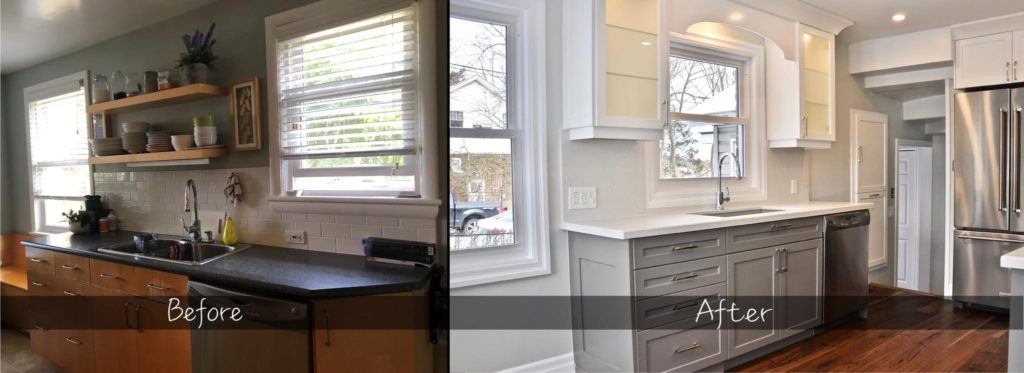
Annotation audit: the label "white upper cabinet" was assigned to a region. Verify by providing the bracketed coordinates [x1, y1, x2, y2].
[954, 32, 1015, 89]
[767, 24, 836, 149]
[563, 0, 666, 141]
[1015, 30, 1024, 83]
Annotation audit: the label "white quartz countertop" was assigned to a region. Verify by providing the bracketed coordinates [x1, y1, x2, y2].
[1001, 247, 1024, 270]
[560, 202, 873, 239]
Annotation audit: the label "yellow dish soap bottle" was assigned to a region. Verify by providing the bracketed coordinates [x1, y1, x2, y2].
[222, 216, 238, 245]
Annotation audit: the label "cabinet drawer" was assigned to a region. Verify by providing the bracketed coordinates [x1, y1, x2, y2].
[632, 229, 726, 269]
[635, 282, 726, 331]
[27, 271, 57, 296]
[90, 259, 135, 292]
[25, 246, 55, 276]
[55, 329, 96, 373]
[634, 256, 726, 299]
[54, 252, 91, 283]
[726, 217, 822, 253]
[53, 275, 93, 297]
[636, 321, 724, 372]
[133, 267, 187, 298]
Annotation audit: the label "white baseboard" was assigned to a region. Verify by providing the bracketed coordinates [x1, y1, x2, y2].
[495, 353, 575, 373]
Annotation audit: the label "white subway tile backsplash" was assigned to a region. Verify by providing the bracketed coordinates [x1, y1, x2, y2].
[94, 167, 436, 256]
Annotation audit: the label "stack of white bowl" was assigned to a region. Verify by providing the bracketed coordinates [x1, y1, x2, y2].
[121, 122, 150, 154]
[90, 138, 125, 156]
[171, 135, 194, 151]
[193, 115, 217, 147]
[146, 132, 173, 152]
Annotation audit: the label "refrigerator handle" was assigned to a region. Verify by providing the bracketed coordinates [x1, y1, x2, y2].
[957, 231, 1024, 244]
[1015, 107, 1022, 214]
[1000, 108, 1009, 213]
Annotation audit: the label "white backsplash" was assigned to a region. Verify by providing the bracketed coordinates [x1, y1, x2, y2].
[93, 167, 436, 255]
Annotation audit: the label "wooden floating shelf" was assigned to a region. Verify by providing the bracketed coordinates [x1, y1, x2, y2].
[89, 147, 228, 165]
[87, 83, 227, 115]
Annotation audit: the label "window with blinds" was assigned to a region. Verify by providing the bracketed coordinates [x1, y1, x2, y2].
[276, 6, 418, 196]
[25, 74, 91, 232]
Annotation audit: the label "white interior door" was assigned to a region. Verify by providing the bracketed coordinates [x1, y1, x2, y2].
[896, 149, 920, 290]
[852, 110, 888, 195]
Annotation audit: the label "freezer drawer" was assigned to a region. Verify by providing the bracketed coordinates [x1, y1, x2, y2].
[952, 230, 1019, 310]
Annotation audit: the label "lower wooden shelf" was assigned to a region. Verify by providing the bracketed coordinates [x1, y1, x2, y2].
[88, 147, 228, 165]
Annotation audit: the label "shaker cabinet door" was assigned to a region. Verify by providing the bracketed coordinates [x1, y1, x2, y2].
[725, 246, 781, 358]
[955, 32, 1013, 89]
[778, 239, 823, 339]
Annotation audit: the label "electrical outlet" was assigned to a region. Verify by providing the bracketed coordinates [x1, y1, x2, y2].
[285, 230, 306, 244]
[568, 187, 597, 209]
[790, 179, 798, 194]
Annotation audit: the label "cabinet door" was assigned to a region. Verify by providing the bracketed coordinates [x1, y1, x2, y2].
[854, 111, 887, 194]
[314, 291, 431, 373]
[800, 26, 834, 142]
[92, 286, 138, 373]
[601, 0, 662, 128]
[725, 246, 781, 358]
[779, 239, 823, 339]
[136, 297, 191, 373]
[859, 194, 887, 269]
[955, 32, 1013, 89]
[1014, 30, 1024, 83]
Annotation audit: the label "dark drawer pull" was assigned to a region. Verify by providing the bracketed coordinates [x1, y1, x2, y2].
[60, 264, 80, 271]
[675, 342, 701, 353]
[63, 290, 79, 296]
[324, 310, 332, 347]
[30, 281, 46, 287]
[65, 337, 82, 345]
[146, 283, 169, 291]
[671, 299, 703, 311]
[671, 244, 699, 252]
[99, 273, 119, 280]
[770, 223, 792, 231]
[28, 257, 45, 263]
[671, 273, 699, 282]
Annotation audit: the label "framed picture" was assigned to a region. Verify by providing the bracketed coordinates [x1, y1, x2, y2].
[229, 77, 262, 151]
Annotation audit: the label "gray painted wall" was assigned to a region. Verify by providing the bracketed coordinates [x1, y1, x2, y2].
[0, 0, 315, 233]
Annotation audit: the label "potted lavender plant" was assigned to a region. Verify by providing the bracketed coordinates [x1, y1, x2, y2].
[177, 23, 218, 84]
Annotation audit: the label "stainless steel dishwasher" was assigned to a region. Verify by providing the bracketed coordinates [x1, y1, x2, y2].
[188, 281, 311, 373]
[822, 210, 870, 325]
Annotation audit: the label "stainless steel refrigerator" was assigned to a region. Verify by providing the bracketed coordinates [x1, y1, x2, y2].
[953, 87, 1023, 310]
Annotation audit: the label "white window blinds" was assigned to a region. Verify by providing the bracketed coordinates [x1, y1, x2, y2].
[28, 82, 90, 198]
[276, 6, 417, 161]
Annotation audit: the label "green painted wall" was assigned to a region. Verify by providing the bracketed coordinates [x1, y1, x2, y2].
[0, 0, 315, 233]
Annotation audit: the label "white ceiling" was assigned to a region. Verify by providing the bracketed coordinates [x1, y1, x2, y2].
[800, 0, 1024, 42]
[1, 0, 215, 74]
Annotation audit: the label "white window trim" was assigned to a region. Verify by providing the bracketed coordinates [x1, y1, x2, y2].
[23, 70, 93, 234]
[450, 0, 549, 288]
[645, 32, 767, 209]
[264, 0, 440, 218]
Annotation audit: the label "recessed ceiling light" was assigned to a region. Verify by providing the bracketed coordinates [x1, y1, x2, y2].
[892, 13, 906, 22]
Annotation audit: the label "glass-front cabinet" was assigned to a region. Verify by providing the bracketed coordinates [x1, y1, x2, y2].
[563, 0, 666, 141]
[768, 24, 836, 149]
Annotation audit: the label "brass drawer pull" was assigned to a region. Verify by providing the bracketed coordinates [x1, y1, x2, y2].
[146, 283, 169, 291]
[671, 273, 699, 282]
[671, 244, 699, 252]
[60, 264, 80, 271]
[770, 223, 792, 231]
[99, 273, 119, 280]
[65, 337, 82, 345]
[30, 281, 46, 287]
[675, 342, 701, 353]
[63, 290, 79, 296]
[28, 257, 45, 263]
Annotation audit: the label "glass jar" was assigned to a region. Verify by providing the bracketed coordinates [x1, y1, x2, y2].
[143, 71, 158, 93]
[110, 71, 126, 99]
[125, 73, 141, 97]
[91, 74, 111, 104]
[157, 70, 181, 91]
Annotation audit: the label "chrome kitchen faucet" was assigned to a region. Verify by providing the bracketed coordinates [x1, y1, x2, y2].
[182, 179, 213, 243]
[716, 152, 738, 211]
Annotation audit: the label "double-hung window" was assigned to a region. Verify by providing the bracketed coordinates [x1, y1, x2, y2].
[272, 5, 421, 197]
[24, 72, 92, 233]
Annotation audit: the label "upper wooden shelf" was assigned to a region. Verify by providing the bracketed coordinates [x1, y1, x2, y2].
[87, 84, 227, 115]
[88, 147, 228, 165]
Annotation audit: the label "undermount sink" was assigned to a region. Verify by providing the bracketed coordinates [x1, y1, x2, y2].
[690, 208, 784, 217]
[97, 237, 247, 265]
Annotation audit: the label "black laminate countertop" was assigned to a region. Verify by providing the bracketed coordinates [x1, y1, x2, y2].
[22, 231, 432, 299]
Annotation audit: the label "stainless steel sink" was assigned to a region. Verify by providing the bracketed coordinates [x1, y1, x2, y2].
[691, 208, 783, 217]
[97, 237, 247, 265]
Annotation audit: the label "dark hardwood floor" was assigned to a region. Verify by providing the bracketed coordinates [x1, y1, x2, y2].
[733, 285, 1008, 372]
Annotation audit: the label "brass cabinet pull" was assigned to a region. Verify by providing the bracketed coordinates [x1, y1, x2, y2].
[30, 281, 46, 287]
[99, 273, 119, 280]
[324, 310, 332, 347]
[675, 342, 701, 353]
[671, 244, 699, 252]
[65, 337, 82, 345]
[28, 257, 44, 263]
[146, 283, 169, 291]
[60, 264, 79, 271]
[671, 273, 699, 282]
[63, 290, 79, 296]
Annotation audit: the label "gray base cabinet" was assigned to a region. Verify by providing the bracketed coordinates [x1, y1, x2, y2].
[569, 216, 824, 372]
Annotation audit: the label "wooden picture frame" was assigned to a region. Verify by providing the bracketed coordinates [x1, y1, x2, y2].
[229, 77, 262, 151]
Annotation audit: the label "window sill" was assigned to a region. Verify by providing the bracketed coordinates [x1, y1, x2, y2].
[268, 196, 441, 218]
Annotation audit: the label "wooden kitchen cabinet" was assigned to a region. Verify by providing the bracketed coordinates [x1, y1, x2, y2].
[91, 286, 139, 373]
[768, 24, 836, 149]
[135, 296, 192, 373]
[313, 290, 432, 373]
[563, 0, 667, 140]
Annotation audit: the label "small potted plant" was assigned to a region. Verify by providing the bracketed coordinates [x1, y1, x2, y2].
[177, 23, 218, 84]
[62, 210, 91, 234]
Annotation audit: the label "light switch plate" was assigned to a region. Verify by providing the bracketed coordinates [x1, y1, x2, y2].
[790, 179, 798, 194]
[568, 187, 597, 210]
[285, 230, 306, 244]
